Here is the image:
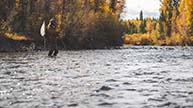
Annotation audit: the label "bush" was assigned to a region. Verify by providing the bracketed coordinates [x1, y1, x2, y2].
[83, 13, 126, 49]
[0, 20, 11, 35]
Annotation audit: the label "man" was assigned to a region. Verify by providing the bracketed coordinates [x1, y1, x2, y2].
[45, 18, 59, 57]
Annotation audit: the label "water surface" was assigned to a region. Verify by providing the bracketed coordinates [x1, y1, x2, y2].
[0, 46, 193, 108]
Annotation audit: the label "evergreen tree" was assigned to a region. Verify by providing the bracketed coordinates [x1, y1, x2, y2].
[158, 11, 165, 39]
[139, 10, 146, 33]
[171, 4, 178, 34]
[140, 10, 143, 20]
[190, 10, 193, 36]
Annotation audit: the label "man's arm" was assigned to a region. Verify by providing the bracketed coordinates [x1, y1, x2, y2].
[56, 31, 62, 39]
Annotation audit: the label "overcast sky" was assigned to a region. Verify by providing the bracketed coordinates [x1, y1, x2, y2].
[121, 0, 160, 20]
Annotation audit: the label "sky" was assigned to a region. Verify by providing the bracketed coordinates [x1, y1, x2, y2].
[121, 0, 161, 20]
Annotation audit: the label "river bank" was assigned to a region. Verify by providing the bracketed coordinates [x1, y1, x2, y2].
[1, 34, 193, 53]
[0, 36, 33, 52]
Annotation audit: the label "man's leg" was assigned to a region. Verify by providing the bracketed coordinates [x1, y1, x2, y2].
[53, 49, 58, 56]
[48, 50, 54, 57]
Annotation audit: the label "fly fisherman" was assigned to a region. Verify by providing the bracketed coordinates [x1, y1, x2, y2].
[45, 18, 59, 57]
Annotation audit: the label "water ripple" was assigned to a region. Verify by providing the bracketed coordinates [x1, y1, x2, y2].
[0, 46, 193, 108]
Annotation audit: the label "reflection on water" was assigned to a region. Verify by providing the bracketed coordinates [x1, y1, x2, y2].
[0, 46, 193, 108]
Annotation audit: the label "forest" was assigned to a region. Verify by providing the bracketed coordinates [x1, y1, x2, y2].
[123, 0, 193, 46]
[0, 0, 126, 51]
[0, 0, 193, 52]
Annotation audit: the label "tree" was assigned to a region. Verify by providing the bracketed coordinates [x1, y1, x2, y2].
[160, 0, 173, 37]
[176, 0, 193, 45]
[158, 11, 165, 39]
[190, 9, 193, 36]
[139, 10, 146, 33]
[186, 0, 193, 36]
[171, 4, 178, 35]
[0, 0, 126, 49]
[140, 10, 143, 20]
[110, 0, 116, 11]
[178, 0, 188, 37]
[145, 18, 153, 35]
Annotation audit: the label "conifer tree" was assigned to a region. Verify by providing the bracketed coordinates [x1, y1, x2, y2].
[139, 10, 146, 33]
[140, 10, 143, 21]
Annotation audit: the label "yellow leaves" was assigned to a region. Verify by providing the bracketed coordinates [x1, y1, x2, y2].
[159, 0, 172, 15]
[123, 33, 152, 45]
[55, 14, 62, 31]
[123, 0, 193, 46]
[125, 34, 141, 45]
[150, 30, 158, 44]
[185, 0, 193, 27]
[0, 21, 11, 35]
[5, 33, 28, 41]
[178, 0, 193, 27]
[145, 18, 152, 33]
[128, 20, 141, 25]
[190, 36, 193, 43]
[169, 32, 181, 45]
[123, 31, 192, 46]
[15, 0, 20, 9]
[100, 5, 110, 13]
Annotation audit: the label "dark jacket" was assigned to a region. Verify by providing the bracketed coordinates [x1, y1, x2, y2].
[45, 27, 58, 50]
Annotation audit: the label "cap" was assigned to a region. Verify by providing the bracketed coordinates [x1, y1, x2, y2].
[49, 18, 57, 28]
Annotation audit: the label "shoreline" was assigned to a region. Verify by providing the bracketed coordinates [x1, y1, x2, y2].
[1, 36, 193, 53]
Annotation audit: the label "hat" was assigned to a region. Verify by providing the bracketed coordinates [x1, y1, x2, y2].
[49, 18, 57, 28]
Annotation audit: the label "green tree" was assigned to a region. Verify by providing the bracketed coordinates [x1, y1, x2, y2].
[158, 11, 165, 39]
[190, 9, 193, 36]
[139, 10, 146, 33]
[140, 10, 143, 20]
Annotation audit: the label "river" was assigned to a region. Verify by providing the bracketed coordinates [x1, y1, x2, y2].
[0, 46, 193, 108]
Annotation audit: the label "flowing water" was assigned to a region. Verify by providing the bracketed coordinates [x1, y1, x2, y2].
[0, 46, 193, 108]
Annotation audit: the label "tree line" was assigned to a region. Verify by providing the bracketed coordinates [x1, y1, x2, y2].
[0, 0, 126, 49]
[1, 0, 193, 51]
[123, 0, 193, 46]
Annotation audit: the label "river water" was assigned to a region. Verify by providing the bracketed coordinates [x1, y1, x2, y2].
[0, 46, 193, 108]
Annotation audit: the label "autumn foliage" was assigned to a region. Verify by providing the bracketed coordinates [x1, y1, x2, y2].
[0, 0, 125, 49]
[1, 0, 193, 50]
[123, 0, 193, 46]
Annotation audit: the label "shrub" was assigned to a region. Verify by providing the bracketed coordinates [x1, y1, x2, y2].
[83, 13, 126, 49]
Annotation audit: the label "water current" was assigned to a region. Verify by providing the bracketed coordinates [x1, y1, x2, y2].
[0, 46, 193, 108]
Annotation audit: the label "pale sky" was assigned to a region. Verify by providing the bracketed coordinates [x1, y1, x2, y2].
[121, 0, 161, 20]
